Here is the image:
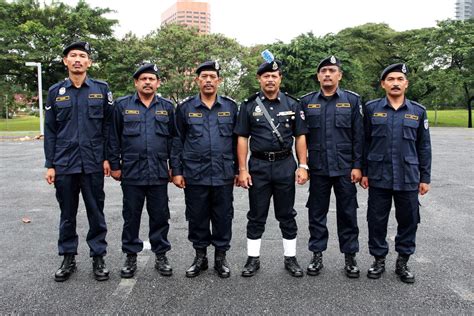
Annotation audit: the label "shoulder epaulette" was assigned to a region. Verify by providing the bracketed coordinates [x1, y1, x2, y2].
[48, 81, 65, 92]
[90, 78, 109, 87]
[299, 91, 317, 99]
[284, 92, 300, 102]
[411, 100, 426, 110]
[158, 96, 174, 106]
[222, 95, 238, 105]
[243, 92, 259, 104]
[179, 96, 193, 106]
[344, 89, 360, 98]
[114, 95, 130, 104]
[365, 98, 381, 106]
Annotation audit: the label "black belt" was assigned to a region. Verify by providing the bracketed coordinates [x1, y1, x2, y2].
[252, 150, 292, 162]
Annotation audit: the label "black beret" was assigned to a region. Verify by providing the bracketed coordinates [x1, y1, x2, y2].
[380, 63, 408, 80]
[196, 60, 220, 76]
[256, 60, 282, 75]
[133, 63, 160, 79]
[317, 55, 341, 73]
[63, 41, 91, 56]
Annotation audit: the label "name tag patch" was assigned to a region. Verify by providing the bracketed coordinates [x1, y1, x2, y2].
[405, 114, 419, 120]
[218, 112, 230, 117]
[336, 103, 351, 108]
[277, 111, 295, 116]
[125, 110, 140, 115]
[189, 112, 202, 118]
[55, 96, 70, 102]
[88, 93, 103, 99]
[308, 104, 321, 109]
[373, 112, 387, 117]
[156, 110, 168, 115]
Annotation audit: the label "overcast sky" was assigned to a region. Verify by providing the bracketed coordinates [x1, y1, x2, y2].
[57, 0, 455, 46]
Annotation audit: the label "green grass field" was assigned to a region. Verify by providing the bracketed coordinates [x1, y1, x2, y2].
[0, 110, 471, 132]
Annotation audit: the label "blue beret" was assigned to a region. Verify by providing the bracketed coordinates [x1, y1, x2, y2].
[380, 63, 408, 80]
[257, 60, 282, 75]
[317, 55, 341, 73]
[133, 63, 160, 79]
[196, 60, 220, 76]
[63, 41, 91, 56]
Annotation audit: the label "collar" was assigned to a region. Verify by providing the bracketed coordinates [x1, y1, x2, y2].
[64, 76, 92, 88]
[193, 94, 223, 108]
[133, 92, 158, 107]
[383, 97, 409, 110]
[258, 91, 282, 102]
[317, 87, 342, 100]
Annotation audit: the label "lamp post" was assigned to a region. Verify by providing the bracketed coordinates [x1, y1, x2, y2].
[25, 62, 44, 135]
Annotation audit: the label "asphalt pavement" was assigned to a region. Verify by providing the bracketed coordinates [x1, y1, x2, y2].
[0, 127, 473, 314]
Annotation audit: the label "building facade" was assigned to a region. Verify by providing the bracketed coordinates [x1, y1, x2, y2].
[455, 0, 474, 20]
[161, 0, 211, 34]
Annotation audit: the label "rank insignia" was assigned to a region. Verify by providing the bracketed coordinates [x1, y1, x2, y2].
[189, 112, 203, 118]
[125, 110, 139, 115]
[308, 104, 321, 109]
[373, 112, 387, 117]
[405, 114, 419, 120]
[55, 96, 70, 102]
[218, 112, 230, 117]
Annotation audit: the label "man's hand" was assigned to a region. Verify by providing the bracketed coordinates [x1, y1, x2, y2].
[234, 175, 240, 187]
[351, 169, 362, 183]
[103, 160, 111, 177]
[238, 170, 252, 189]
[360, 176, 369, 189]
[111, 169, 122, 181]
[173, 175, 186, 189]
[419, 183, 430, 195]
[296, 168, 308, 185]
[45, 168, 55, 185]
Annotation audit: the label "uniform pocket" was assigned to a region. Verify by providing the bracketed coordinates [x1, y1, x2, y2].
[371, 117, 387, 137]
[335, 108, 351, 128]
[367, 153, 384, 180]
[155, 115, 170, 136]
[56, 102, 72, 121]
[187, 117, 204, 138]
[217, 116, 234, 136]
[404, 155, 420, 183]
[151, 152, 170, 179]
[308, 144, 323, 170]
[222, 152, 235, 179]
[90, 138, 104, 163]
[183, 151, 202, 180]
[336, 143, 352, 169]
[306, 111, 321, 128]
[403, 119, 419, 141]
[122, 153, 140, 180]
[123, 115, 141, 136]
[88, 99, 104, 119]
[53, 139, 71, 166]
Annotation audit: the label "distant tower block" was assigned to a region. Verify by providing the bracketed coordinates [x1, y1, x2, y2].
[161, 0, 211, 34]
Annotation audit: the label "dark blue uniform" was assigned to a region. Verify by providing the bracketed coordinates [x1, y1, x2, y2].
[234, 92, 308, 240]
[363, 97, 431, 257]
[300, 88, 364, 254]
[44, 77, 113, 257]
[170, 95, 238, 251]
[108, 93, 175, 255]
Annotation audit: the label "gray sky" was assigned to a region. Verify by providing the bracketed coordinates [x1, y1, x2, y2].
[57, 0, 455, 46]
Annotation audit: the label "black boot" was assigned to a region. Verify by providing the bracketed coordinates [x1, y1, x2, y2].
[395, 255, 415, 284]
[121, 253, 137, 278]
[214, 250, 231, 278]
[186, 248, 208, 278]
[241, 256, 260, 277]
[307, 252, 323, 276]
[344, 253, 360, 278]
[284, 256, 304, 277]
[92, 256, 109, 281]
[54, 254, 76, 282]
[367, 256, 386, 279]
[155, 254, 173, 276]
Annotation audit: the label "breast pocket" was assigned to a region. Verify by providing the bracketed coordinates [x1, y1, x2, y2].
[88, 99, 104, 119]
[123, 115, 141, 136]
[217, 116, 234, 136]
[306, 110, 321, 128]
[335, 108, 351, 128]
[187, 117, 204, 138]
[155, 115, 170, 136]
[371, 117, 388, 137]
[403, 119, 419, 141]
[308, 144, 323, 170]
[56, 102, 72, 121]
[277, 115, 293, 130]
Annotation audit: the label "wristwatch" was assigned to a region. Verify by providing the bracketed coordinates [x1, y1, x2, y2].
[298, 164, 309, 170]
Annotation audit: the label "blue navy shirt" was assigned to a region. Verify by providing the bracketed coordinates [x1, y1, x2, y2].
[44, 77, 113, 175]
[363, 97, 432, 191]
[300, 88, 364, 177]
[170, 95, 238, 186]
[234, 91, 308, 152]
[108, 93, 175, 186]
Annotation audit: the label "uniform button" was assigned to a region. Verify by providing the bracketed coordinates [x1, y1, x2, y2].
[270, 107, 273, 110]
[271, 118, 274, 121]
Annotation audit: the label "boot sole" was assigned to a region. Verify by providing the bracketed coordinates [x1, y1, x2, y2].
[346, 271, 360, 278]
[367, 272, 383, 279]
[306, 270, 321, 276]
[121, 271, 136, 279]
[95, 275, 109, 281]
[158, 270, 173, 277]
[186, 265, 208, 278]
[54, 266, 76, 282]
[241, 265, 259, 277]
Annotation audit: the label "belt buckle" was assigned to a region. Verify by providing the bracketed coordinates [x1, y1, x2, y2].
[268, 152, 275, 162]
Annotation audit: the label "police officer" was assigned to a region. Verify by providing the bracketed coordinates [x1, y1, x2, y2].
[235, 56, 309, 277]
[44, 41, 113, 282]
[299, 56, 364, 278]
[108, 63, 175, 278]
[171, 61, 238, 278]
[361, 63, 431, 283]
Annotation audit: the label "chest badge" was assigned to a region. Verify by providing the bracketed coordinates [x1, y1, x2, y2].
[404, 114, 419, 121]
[308, 104, 320, 109]
[125, 110, 139, 115]
[59, 87, 66, 95]
[373, 112, 387, 117]
[218, 112, 230, 117]
[189, 112, 203, 118]
[255, 105, 262, 113]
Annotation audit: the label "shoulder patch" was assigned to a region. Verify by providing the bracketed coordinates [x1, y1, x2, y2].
[344, 89, 360, 97]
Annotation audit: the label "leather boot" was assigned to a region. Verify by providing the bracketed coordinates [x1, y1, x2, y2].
[367, 256, 385, 279]
[121, 253, 137, 278]
[214, 250, 230, 278]
[92, 256, 109, 281]
[395, 254, 415, 283]
[344, 253, 360, 278]
[284, 256, 304, 277]
[155, 254, 173, 276]
[54, 254, 76, 282]
[186, 248, 208, 278]
[241, 256, 260, 277]
[307, 252, 323, 276]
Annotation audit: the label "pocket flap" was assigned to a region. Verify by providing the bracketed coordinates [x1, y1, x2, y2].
[222, 153, 234, 160]
[367, 153, 384, 161]
[404, 156, 419, 164]
[155, 115, 169, 123]
[124, 114, 140, 122]
[123, 153, 139, 161]
[183, 152, 201, 161]
[217, 116, 233, 124]
[56, 139, 71, 147]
